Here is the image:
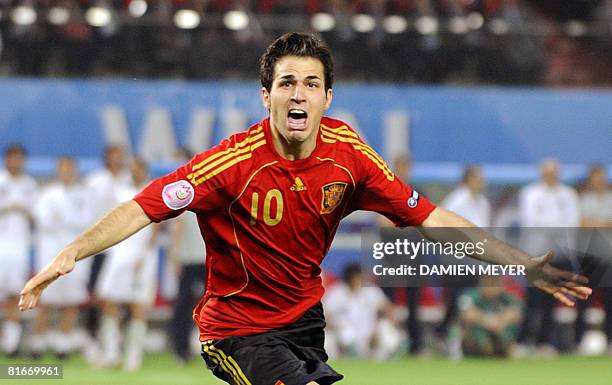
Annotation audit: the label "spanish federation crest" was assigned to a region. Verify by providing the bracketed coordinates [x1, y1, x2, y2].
[321, 182, 347, 214]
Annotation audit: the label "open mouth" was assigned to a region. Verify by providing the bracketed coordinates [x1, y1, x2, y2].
[287, 109, 308, 130]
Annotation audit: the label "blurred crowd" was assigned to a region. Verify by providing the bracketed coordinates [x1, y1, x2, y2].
[1, 143, 611, 368]
[0, 0, 610, 86]
[323, 156, 612, 361]
[0, 144, 206, 370]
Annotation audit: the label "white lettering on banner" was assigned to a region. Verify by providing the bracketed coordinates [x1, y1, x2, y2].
[221, 107, 248, 139]
[100, 105, 214, 162]
[101, 105, 133, 152]
[139, 108, 178, 162]
[187, 108, 215, 155]
[384, 111, 410, 161]
[99, 105, 410, 163]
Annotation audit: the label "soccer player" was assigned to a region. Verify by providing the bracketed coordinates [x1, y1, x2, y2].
[0, 144, 37, 356]
[95, 158, 159, 371]
[516, 158, 581, 356]
[441, 165, 491, 228]
[435, 165, 491, 355]
[20, 33, 591, 385]
[83, 145, 131, 337]
[31, 156, 93, 359]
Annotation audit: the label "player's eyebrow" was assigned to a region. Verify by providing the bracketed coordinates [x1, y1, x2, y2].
[277, 74, 296, 82]
[276, 74, 321, 82]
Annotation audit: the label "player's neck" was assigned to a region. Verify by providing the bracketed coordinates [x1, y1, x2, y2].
[107, 167, 122, 177]
[7, 169, 22, 178]
[271, 130, 317, 161]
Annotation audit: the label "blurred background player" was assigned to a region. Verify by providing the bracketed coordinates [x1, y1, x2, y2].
[94, 158, 160, 370]
[516, 158, 581, 356]
[30, 156, 93, 359]
[84, 145, 130, 339]
[579, 165, 612, 228]
[441, 165, 491, 228]
[575, 164, 612, 354]
[378, 154, 426, 356]
[167, 148, 206, 365]
[323, 264, 401, 360]
[0, 144, 37, 357]
[459, 275, 523, 357]
[436, 165, 491, 355]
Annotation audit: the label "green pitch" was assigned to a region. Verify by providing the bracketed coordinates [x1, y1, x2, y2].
[3, 353, 610, 385]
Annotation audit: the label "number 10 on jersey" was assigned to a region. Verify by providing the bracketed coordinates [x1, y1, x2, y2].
[250, 189, 283, 226]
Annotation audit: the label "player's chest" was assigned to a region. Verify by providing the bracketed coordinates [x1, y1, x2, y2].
[230, 161, 355, 227]
[0, 178, 31, 204]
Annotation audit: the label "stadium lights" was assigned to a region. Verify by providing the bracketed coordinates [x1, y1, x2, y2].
[566, 20, 587, 37]
[466, 12, 484, 30]
[488, 18, 510, 35]
[223, 10, 249, 31]
[128, 0, 148, 18]
[383, 15, 408, 34]
[311, 12, 335, 32]
[47, 6, 70, 26]
[85, 6, 112, 27]
[351, 14, 376, 33]
[415, 16, 439, 35]
[174, 9, 201, 29]
[448, 16, 468, 34]
[11, 5, 37, 26]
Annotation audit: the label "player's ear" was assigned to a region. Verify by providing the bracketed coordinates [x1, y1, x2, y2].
[324, 88, 333, 111]
[261, 87, 271, 111]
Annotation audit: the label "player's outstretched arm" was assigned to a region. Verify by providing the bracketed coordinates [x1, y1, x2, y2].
[419, 207, 592, 306]
[19, 200, 152, 311]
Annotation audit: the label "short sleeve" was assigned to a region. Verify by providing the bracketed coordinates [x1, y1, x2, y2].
[348, 154, 435, 227]
[133, 149, 227, 223]
[133, 166, 195, 222]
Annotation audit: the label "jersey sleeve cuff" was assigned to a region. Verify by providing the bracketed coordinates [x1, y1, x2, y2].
[132, 196, 163, 223]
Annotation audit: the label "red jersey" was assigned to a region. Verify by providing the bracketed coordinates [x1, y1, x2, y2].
[134, 117, 435, 340]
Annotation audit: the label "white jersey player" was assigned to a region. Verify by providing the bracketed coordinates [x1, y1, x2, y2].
[323, 264, 400, 360]
[517, 159, 581, 355]
[519, 159, 580, 254]
[82, 145, 130, 343]
[95, 158, 159, 370]
[442, 166, 491, 228]
[85, 146, 131, 223]
[31, 157, 92, 358]
[0, 144, 37, 356]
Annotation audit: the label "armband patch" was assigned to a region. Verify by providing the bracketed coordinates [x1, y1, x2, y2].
[407, 190, 420, 208]
[162, 180, 194, 210]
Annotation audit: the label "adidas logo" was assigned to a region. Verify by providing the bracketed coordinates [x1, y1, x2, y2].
[290, 177, 307, 191]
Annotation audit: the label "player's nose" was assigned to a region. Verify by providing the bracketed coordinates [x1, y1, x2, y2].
[291, 83, 306, 103]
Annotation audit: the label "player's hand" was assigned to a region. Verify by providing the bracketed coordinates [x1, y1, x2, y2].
[19, 247, 78, 311]
[527, 250, 592, 307]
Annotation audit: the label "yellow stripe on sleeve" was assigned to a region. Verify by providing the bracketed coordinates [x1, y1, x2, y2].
[189, 126, 264, 173]
[188, 131, 264, 179]
[319, 127, 394, 181]
[191, 139, 266, 186]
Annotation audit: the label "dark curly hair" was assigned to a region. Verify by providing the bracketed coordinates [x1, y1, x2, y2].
[259, 32, 334, 93]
